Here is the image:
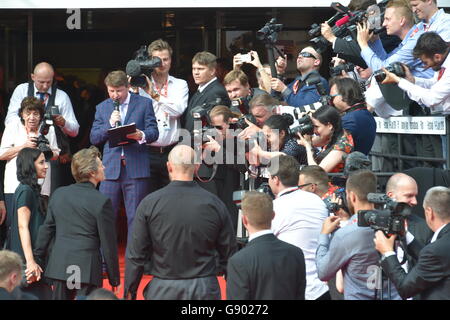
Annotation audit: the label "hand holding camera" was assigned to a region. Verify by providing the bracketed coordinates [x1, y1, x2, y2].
[356, 21, 374, 49]
[378, 62, 415, 85]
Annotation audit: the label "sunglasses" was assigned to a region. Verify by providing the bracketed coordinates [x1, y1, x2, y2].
[298, 52, 317, 59]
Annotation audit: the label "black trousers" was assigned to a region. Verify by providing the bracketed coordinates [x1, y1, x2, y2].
[148, 150, 171, 194]
[52, 279, 97, 300]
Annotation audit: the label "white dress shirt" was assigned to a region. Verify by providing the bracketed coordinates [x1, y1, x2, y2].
[248, 229, 273, 242]
[0, 118, 60, 195]
[398, 53, 450, 115]
[198, 77, 217, 93]
[272, 187, 329, 300]
[5, 82, 80, 137]
[430, 223, 448, 243]
[139, 75, 188, 146]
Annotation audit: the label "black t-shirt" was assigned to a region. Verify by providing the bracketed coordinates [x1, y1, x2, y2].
[7, 184, 44, 261]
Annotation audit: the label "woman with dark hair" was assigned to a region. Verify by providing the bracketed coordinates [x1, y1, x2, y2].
[250, 114, 307, 165]
[6, 147, 52, 299]
[298, 105, 354, 173]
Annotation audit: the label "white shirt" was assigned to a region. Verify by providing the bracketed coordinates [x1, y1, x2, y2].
[0, 118, 60, 195]
[398, 53, 450, 115]
[430, 223, 448, 243]
[248, 229, 273, 242]
[198, 77, 217, 93]
[272, 187, 329, 300]
[139, 75, 188, 146]
[5, 82, 80, 137]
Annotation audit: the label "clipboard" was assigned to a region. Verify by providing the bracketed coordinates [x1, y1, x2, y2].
[107, 123, 137, 148]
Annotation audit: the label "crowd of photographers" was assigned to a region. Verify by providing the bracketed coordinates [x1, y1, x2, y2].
[1, 0, 450, 301]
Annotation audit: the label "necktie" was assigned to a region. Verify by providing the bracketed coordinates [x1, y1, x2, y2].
[37, 92, 46, 101]
[438, 67, 446, 81]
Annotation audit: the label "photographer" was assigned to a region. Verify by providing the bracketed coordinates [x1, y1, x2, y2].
[374, 186, 450, 299]
[381, 32, 450, 115]
[223, 70, 265, 112]
[357, 0, 432, 79]
[271, 46, 329, 108]
[233, 51, 271, 94]
[136, 39, 189, 193]
[202, 105, 243, 231]
[320, 0, 401, 67]
[249, 114, 307, 165]
[329, 77, 376, 155]
[316, 170, 401, 300]
[380, 32, 449, 166]
[298, 105, 354, 173]
[237, 93, 279, 139]
[268, 155, 329, 300]
[0, 97, 59, 231]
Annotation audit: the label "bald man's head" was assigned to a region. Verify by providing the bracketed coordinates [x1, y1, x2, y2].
[386, 173, 418, 207]
[31, 62, 54, 93]
[167, 145, 196, 175]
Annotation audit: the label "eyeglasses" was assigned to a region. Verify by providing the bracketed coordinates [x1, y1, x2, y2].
[298, 52, 317, 59]
[214, 125, 224, 130]
[330, 93, 341, 98]
[298, 183, 314, 189]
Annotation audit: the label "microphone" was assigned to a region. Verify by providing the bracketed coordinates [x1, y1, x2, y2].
[125, 60, 141, 77]
[113, 100, 121, 128]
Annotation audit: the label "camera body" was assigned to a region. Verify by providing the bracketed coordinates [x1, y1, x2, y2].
[357, 193, 411, 236]
[330, 62, 355, 77]
[230, 114, 257, 131]
[191, 98, 224, 144]
[373, 62, 406, 83]
[288, 114, 314, 136]
[35, 114, 55, 161]
[230, 97, 250, 115]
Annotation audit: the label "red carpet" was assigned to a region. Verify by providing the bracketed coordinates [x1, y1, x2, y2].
[102, 245, 227, 300]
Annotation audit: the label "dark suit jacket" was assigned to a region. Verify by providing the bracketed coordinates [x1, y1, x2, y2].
[182, 79, 230, 133]
[90, 93, 159, 180]
[226, 233, 306, 300]
[381, 223, 450, 300]
[34, 182, 120, 287]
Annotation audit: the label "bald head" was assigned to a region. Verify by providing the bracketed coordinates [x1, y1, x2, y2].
[386, 173, 418, 207]
[31, 62, 54, 93]
[167, 145, 196, 175]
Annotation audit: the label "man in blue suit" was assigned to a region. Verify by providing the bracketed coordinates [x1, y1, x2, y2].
[90, 70, 158, 243]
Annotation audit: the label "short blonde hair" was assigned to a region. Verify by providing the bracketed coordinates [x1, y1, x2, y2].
[148, 39, 173, 56]
[241, 191, 274, 229]
[387, 0, 414, 26]
[0, 250, 22, 282]
[104, 70, 128, 87]
[71, 146, 101, 183]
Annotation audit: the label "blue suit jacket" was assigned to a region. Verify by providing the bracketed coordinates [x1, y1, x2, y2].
[90, 93, 158, 180]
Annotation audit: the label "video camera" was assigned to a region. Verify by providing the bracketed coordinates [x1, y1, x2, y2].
[373, 62, 406, 83]
[357, 193, 411, 236]
[126, 45, 162, 88]
[257, 18, 283, 45]
[309, 1, 389, 54]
